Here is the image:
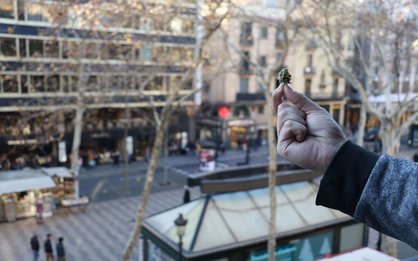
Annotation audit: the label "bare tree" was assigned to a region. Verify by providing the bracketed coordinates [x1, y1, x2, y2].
[300, 0, 418, 256]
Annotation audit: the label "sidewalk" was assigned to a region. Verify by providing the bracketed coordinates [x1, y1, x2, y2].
[0, 187, 201, 261]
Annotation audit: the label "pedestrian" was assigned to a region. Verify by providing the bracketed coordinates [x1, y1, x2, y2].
[112, 150, 120, 168]
[273, 83, 418, 250]
[56, 237, 66, 261]
[183, 185, 191, 204]
[44, 234, 54, 261]
[35, 197, 43, 224]
[413, 152, 418, 162]
[30, 235, 40, 261]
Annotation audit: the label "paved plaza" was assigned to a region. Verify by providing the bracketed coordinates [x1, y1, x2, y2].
[0, 187, 201, 261]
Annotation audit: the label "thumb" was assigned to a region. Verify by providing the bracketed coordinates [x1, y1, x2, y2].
[284, 86, 321, 114]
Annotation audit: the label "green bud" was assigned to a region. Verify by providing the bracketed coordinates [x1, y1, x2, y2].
[278, 68, 291, 84]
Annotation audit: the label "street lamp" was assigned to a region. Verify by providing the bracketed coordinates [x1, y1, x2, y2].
[174, 213, 188, 261]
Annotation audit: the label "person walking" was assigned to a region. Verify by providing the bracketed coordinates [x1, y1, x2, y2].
[183, 185, 191, 204]
[30, 235, 40, 261]
[44, 234, 54, 261]
[56, 237, 66, 261]
[413, 152, 418, 162]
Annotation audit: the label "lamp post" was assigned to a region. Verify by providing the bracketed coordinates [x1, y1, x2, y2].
[174, 213, 188, 261]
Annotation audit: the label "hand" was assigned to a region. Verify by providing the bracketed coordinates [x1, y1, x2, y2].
[273, 84, 347, 172]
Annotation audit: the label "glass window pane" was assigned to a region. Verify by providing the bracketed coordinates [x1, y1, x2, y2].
[19, 38, 26, 58]
[340, 223, 364, 252]
[29, 39, 44, 57]
[45, 40, 59, 58]
[30, 75, 45, 92]
[140, 46, 153, 62]
[280, 182, 337, 225]
[213, 192, 268, 241]
[0, 37, 17, 56]
[0, 0, 14, 19]
[21, 75, 29, 93]
[2, 75, 18, 93]
[147, 199, 205, 251]
[194, 200, 236, 251]
[62, 76, 70, 92]
[27, 2, 51, 22]
[46, 75, 59, 92]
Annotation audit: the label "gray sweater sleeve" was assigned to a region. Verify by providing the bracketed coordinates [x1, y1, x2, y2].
[353, 154, 418, 250]
[316, 141, 418, 250]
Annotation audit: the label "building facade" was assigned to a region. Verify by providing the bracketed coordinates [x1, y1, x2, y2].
[201, 0, 349, 149]
[0, 0, 197, 166]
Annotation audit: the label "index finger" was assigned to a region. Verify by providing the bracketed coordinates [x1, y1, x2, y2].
[272, 83, 285, 115]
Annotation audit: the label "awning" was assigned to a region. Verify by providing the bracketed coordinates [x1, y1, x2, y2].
[42, 167, 73, 178]
[0, 169, 56, 195]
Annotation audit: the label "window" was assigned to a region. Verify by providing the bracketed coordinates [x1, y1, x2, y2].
[139, 18, 152, 32]
[307, 54, 313, 67]
[19, 38, 27, 58]
[1, 75, 18, 93]
[258, 105, 264, 114]
[45, 40, 59, 58]
[259, 56, 267, 67]
[46, 75, 59, 92]
[0, 37, 17, 56]
[240, 22, 253, 45]
[319, 70, 326, 89]
[29, 39, 44, 57]
[170, 17, 183, 34]
[145, 76, 164, 91]
[87, 75, 98, 91]
[240, 77, 249, 93]
[240, 51, 250, 72]
[305, 79, 312, 97]
[62, 75, 70, 92]
[140, 46, 153, 62]
[21, 75, 29, 93]
[0, 0, 14, 19]
[260, 27, 268, 39]
[340, 224, 364, 252]
[27, 2, 51, 22]
[276, 52, 283, 63]
[275, 28, 285, 47]
[333, 77, 339, 96]
[30, 75, 45, 92]
[85, 42, 99, 59]
[183, 19, 195, 34]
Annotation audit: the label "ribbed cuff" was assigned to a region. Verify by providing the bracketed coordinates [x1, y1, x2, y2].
[316, 141, 379, 216]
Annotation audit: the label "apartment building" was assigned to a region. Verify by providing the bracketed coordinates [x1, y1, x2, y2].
[0, 0, 196, 163]
[201, 0, 348, 148]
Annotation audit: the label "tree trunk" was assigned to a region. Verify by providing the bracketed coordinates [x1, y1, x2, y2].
[378, 126, 398, 257]
[70, 107, 85, 199]
[356, 104, 367, 146]
[122, 107, 172, 261]
[266, 90, 277, 260]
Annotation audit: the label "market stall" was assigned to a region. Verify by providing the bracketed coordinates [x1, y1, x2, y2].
[42, 167, 89, 209]
[0, 169, 56, 222]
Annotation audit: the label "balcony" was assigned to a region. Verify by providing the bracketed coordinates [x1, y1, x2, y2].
[309, 91, 346, 100]
[236, 92, 265, 102]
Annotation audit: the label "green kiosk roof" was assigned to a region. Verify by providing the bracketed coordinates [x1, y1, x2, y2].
[144, 181, 349, 256]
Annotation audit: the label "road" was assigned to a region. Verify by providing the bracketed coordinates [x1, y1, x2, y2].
[79, 147, 273, 203]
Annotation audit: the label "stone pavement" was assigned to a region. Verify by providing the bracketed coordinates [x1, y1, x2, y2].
[0, 187, 201, 261]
